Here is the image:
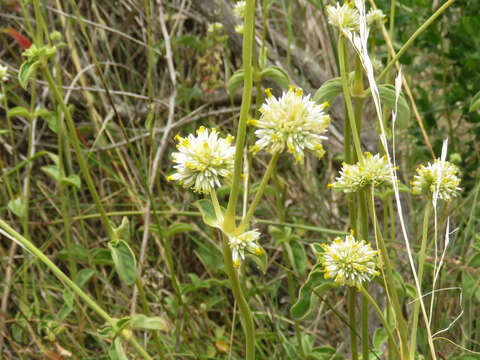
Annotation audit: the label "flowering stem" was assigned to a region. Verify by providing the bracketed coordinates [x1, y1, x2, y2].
[358, 286, 401, 359]
[224, 0, 256, 233]
[338, 35, 364, 163]
[358, 190, 369, 360]
[367, 187, 410, 359]
[221, 234, 255, 360]
[237, 152, 280, 234]
[377, 0, 456, 82]
[348, 287, 359, 360]
[409, 200, 432, 359]
[0, 218, 153, 360]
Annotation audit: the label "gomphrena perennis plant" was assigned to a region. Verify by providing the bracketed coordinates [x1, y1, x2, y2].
[248, 86, 330, 163]
[227, 230, 264, 268]
[411, 159, 461, 201]
[326, 1, 360, 34]
[321, 231, 379, 288]
[329, 152, 393, 193]
[168, 126, 235, 194]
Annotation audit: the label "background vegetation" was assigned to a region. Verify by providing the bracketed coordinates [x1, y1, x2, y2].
[0, 0, 479, 359]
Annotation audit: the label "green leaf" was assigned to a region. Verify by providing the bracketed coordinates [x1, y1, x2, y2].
[165, 222, 195, 238]
[7, 106, 31, 119]
[313, 77, 342, 105]
[109, 240, 137, 286]
[469, 90, 480, 112]
[91, 248, 113, 265]
[291, 264, 333, 320]
[468, 253, 480, 267]
[109, 337, 128, 360]
[61, 174, 81, 189]
[260, 65, 290, 89]
[75, 268, 95, 288]
[41, 165, 61, 182]
[378, 84, 410, 129]
[34, 108, 52, 119]
[227, 69, 244, 95]
[8, 197, 25, 218]
[130, 314, 169, 331]
[18, 58, 40, 90]
[373, 327, 388, 351]
[193, 199, 221, 229]
[287, 238, 307, 276]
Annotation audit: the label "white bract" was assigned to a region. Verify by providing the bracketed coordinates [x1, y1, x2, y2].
[321, 232, 379, 288]
[411, 160, 461, 201]
[227, 230, 264, 268]
[326, 2, 360, 33]
[168, 126, 235, 194]
[249, 86, 330, 163]
[329, 152, 393, 193]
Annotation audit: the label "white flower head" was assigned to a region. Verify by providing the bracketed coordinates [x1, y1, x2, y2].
[234, 24, 244, 35]
[411, 160, 461, 201]
[321, 231, 379, 288]
[233, 1, 247, 18]
[329, 152, 393, 193]
[326, 2, 360, 33]
[0, 64, 8, 83]
[228, 230, 264, 268]
[249, 86, 330, 163]
[207, 22, 224, 33]
[168, 126, 235, 194]
[366, 9, 386, 30]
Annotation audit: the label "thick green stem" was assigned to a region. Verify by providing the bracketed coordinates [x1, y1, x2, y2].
[222, 235, 255, 360]
[348, 287, 359, 360]
[377, 0, 457, 82]
[358, 191, 369, 360]
[237, 152, 280, 234]
[224, 0, 256, 232]
[0, 219, 153, 360]
[366, 187, 410, 360]
[338, 36, 363, 163]
[409, 200, 432, 359]
[359, 286, 401, 359]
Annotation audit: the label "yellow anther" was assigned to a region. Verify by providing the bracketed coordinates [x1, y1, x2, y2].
[247, 118, 258, 126]
[322, 101, 330, 108]
[226, 134, 234, 143]
[196, 126, 206, 134]
[233, 259, 240, 268]
[327, 183, 333, 188]
[254, 248, 264, 256]
[288, 85, 295, 93]
[265, 88, 273, 98]
[181, 138, 189, 147]
[295, 88, 303, 96]
[174, 134, 182, 142]
[350, 229, 355, 235]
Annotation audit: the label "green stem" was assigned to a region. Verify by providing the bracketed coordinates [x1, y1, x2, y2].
[358, 190, 369, 360]
[0, 219, 153, 360]
[237, 152, 280, 234]
[409, 200, 432, 359]
[366, 187, 410, 360]
[222, 235, 255, 360]
[358, 286, 401, 359]
[41, 65, 116, 242]
[377, 0, 457, 82]
[348, 287, 359, 360]
[338, 36, 363, 163]
[224, 0, 257, 232]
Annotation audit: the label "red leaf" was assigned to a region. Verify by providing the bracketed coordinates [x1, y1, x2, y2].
[4, 27, 32, 49]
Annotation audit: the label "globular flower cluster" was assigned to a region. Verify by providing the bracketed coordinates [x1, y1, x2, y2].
[233, 1, 246, 18]
[329, 152, 393, 193]
[326, 2, 360, 33]
[321, 232, 379, 288]
[411, 160, 461, 201]
[0, 64, 8, 82]
[228, 230, 264, 268]
[168, 126, 235, 194]
[366, 9, 386, 30]
[248, 86, 330, 163]
[207, 22, 224, 34]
